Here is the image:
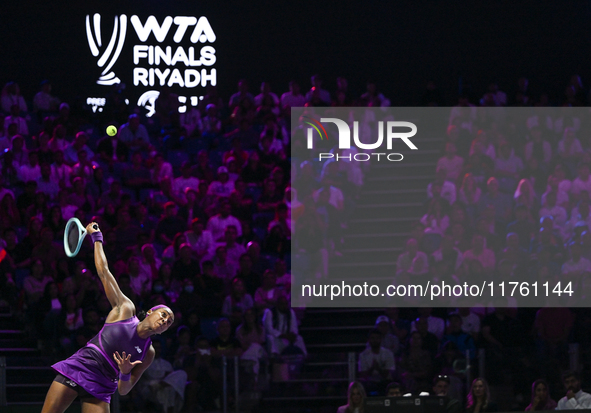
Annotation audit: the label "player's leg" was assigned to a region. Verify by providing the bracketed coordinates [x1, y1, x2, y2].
[81, 397, 111, 413]
[41, 380, 78, 413]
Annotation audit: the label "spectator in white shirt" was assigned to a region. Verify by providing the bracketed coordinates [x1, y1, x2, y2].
[427, 167, 457, 205]
[206, 200, 242, 241]
[358, 329, 395, 383]
[420, 198, 450, 236]
[1, 82, 28, 113]
[454, 307, 481, 339]
[221, 225, 246, 271]
[18, 151, 41, 182]
[50, 150, 72, 189]
[556, 371, 591, 410]
[254, 82, 280, 107]
[119, 114, 151, 152]
[524, 126, 552, 165]
[437, 142, 464, 182]
[185, 217, 214, 261]
[570, 163, 591, 202]
[459, 173, 482, 207]
[313, 184, 345, 211]
[396, 238, 429, 276]
[263, 295, 307, 356]
[172, 162, 199, 200]
[4, 104, 28, 136]
[150, 153, 173, 185]
[469, 130, 496, 160]
[280, 81, 306, 109]
[208, 166, 235, 198]
[539, 191, 568, 229]
[542, 174, 570, 209]
[36, 162, 60, 200]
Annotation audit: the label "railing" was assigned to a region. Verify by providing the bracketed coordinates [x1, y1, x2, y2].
[0, 346, 583, 409]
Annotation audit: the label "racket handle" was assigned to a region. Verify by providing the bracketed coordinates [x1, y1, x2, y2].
[92, 224, 98, 230]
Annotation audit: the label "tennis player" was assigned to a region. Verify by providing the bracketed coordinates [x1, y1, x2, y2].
[41, 222, 175, 413]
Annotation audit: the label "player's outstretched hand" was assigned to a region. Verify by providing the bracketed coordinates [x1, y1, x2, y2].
[86, 222, 100, 234]
[113, 351, 142, 375]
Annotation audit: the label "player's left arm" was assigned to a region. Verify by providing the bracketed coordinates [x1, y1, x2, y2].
[114, 345, 155, 395]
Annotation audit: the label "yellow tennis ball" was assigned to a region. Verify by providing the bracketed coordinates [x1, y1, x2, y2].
[106, 125, 118, 137]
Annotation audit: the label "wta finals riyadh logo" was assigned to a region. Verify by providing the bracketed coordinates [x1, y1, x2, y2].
[86, 14, 128, 86]
[84, 13, 217, 116]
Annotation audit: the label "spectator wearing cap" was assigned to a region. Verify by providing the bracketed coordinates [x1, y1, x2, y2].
[155, 201, 188, 247]
[119, 113, 151, 152]
[374, 315, 400, 355]
[208, 166, 235, 198]
[173, 161, 199, 201]
[207, 199, 242, 241]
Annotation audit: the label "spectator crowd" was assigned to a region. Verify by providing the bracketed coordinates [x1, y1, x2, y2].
[1, 73, 591, 412]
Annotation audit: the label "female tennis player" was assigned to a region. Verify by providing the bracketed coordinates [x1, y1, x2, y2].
[42, 222, 175, 413]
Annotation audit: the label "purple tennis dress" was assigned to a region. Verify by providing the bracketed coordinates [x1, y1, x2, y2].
[52, 316, 152, 403]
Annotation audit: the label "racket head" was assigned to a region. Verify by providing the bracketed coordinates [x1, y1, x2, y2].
[63, 217, 87, 257]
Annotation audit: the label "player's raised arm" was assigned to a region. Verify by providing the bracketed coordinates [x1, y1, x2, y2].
[86, 222, 134, 316]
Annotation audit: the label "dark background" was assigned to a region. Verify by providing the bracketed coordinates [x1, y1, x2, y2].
[2, 0, 591, 106]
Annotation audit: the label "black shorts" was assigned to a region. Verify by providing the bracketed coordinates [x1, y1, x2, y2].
[54, 374, 95, 400]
